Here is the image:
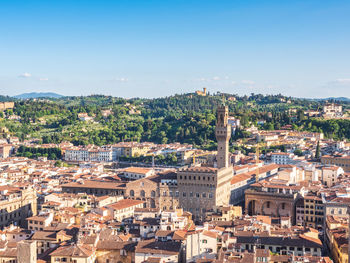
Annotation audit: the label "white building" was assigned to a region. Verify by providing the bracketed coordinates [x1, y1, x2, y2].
[271, 152, 296, 165]
[64, 147, 114, 162]
[122, 167, 155, 180]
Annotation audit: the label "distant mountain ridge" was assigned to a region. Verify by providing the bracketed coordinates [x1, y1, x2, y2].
[309, 97, 350, 102]
[14, 92, 64, 99]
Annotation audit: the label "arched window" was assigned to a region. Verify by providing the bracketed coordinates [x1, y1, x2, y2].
[150, 199, 156, 208]
[140, 190, 145, 197]
[130, 190, 134, 197]
[151, 190, 156, 198]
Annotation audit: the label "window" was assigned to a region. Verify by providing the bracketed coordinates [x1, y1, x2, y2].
[140, 190, 145, 197]
[163, 191, 167, 197]
[202, 193, 206, 198]
[151, 191, 156, 198]
[196, 193, 200, 198]
[130, 190, 134, 197]
[209, 193, 213, 199]
[190, 192, 193, 197]
[175, 191, 179, 197]
[202, 239, 207, 243]
[183, 192, 186, 197]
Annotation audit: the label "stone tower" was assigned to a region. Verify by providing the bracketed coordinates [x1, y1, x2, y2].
[215, 105, 231, 169]
[17, 240, 37, 263]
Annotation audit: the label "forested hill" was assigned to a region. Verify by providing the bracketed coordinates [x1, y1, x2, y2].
[0, 93, 349, 148]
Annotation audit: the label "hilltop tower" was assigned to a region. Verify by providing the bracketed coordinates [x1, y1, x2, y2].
[215, 105, 231, 169]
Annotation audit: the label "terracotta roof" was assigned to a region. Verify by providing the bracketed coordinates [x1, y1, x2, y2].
[172, 230, 187, 241]
[107, 199, 144, 210]
[231, 173, 252, 185]
[26, 216, 48, 222]
[123, 167, 153, 174]
[62, 180, 125, 190]
[155, 230, 173, 237]
[50, 244, 95, 257]
[202, 230, 218, 239]
[31, 231, 56, 241]
[135, 239, 181, 255]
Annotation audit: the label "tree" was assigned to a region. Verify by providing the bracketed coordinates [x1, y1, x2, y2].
[315, 141, 320, 159]
[294, 149, 303, 156]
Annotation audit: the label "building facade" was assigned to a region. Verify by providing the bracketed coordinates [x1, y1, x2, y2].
[0, 185, 37, 229]
[176, 105, 233, 221]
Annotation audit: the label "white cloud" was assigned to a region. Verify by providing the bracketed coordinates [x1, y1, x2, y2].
[212, 76, 220, 81]
[39, 78, 49, 81]
[333, 78, 350, 84]
[113, 77, 129, 82]
[18, 72, 32, 78]
[241, 80, 255, 85]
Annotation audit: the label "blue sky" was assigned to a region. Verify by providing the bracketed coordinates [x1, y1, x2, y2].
[1, 0, 350, 98]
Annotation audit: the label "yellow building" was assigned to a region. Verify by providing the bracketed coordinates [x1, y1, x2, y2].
[325, 215, 349, 263]
[206, 206, 242, 221]
[195, 87, 207, 96]
[329, 228, 348, 263]
[321, 155, 350, 172]
[303, 195, 324, 229]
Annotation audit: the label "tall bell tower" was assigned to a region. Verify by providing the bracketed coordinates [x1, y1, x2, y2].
[215, 105, 231, 169]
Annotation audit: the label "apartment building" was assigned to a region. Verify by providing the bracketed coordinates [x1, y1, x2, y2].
[321, 155, 350, 172]
[112, 142, 153, 157]
[271, 152, 296, 165]
[64, 146, 114, 162]
[320, 166, 343, 187]
[0, 185, 37, 228]
[303, 194, 324, 229]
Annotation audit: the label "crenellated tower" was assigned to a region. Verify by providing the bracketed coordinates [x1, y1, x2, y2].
[215, 105, 231, 169]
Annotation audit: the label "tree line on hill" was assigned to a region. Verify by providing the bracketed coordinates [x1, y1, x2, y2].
[0, 94, 348, 148]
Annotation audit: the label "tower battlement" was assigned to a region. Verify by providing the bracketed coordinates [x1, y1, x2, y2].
[215, 105, 231, 169]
